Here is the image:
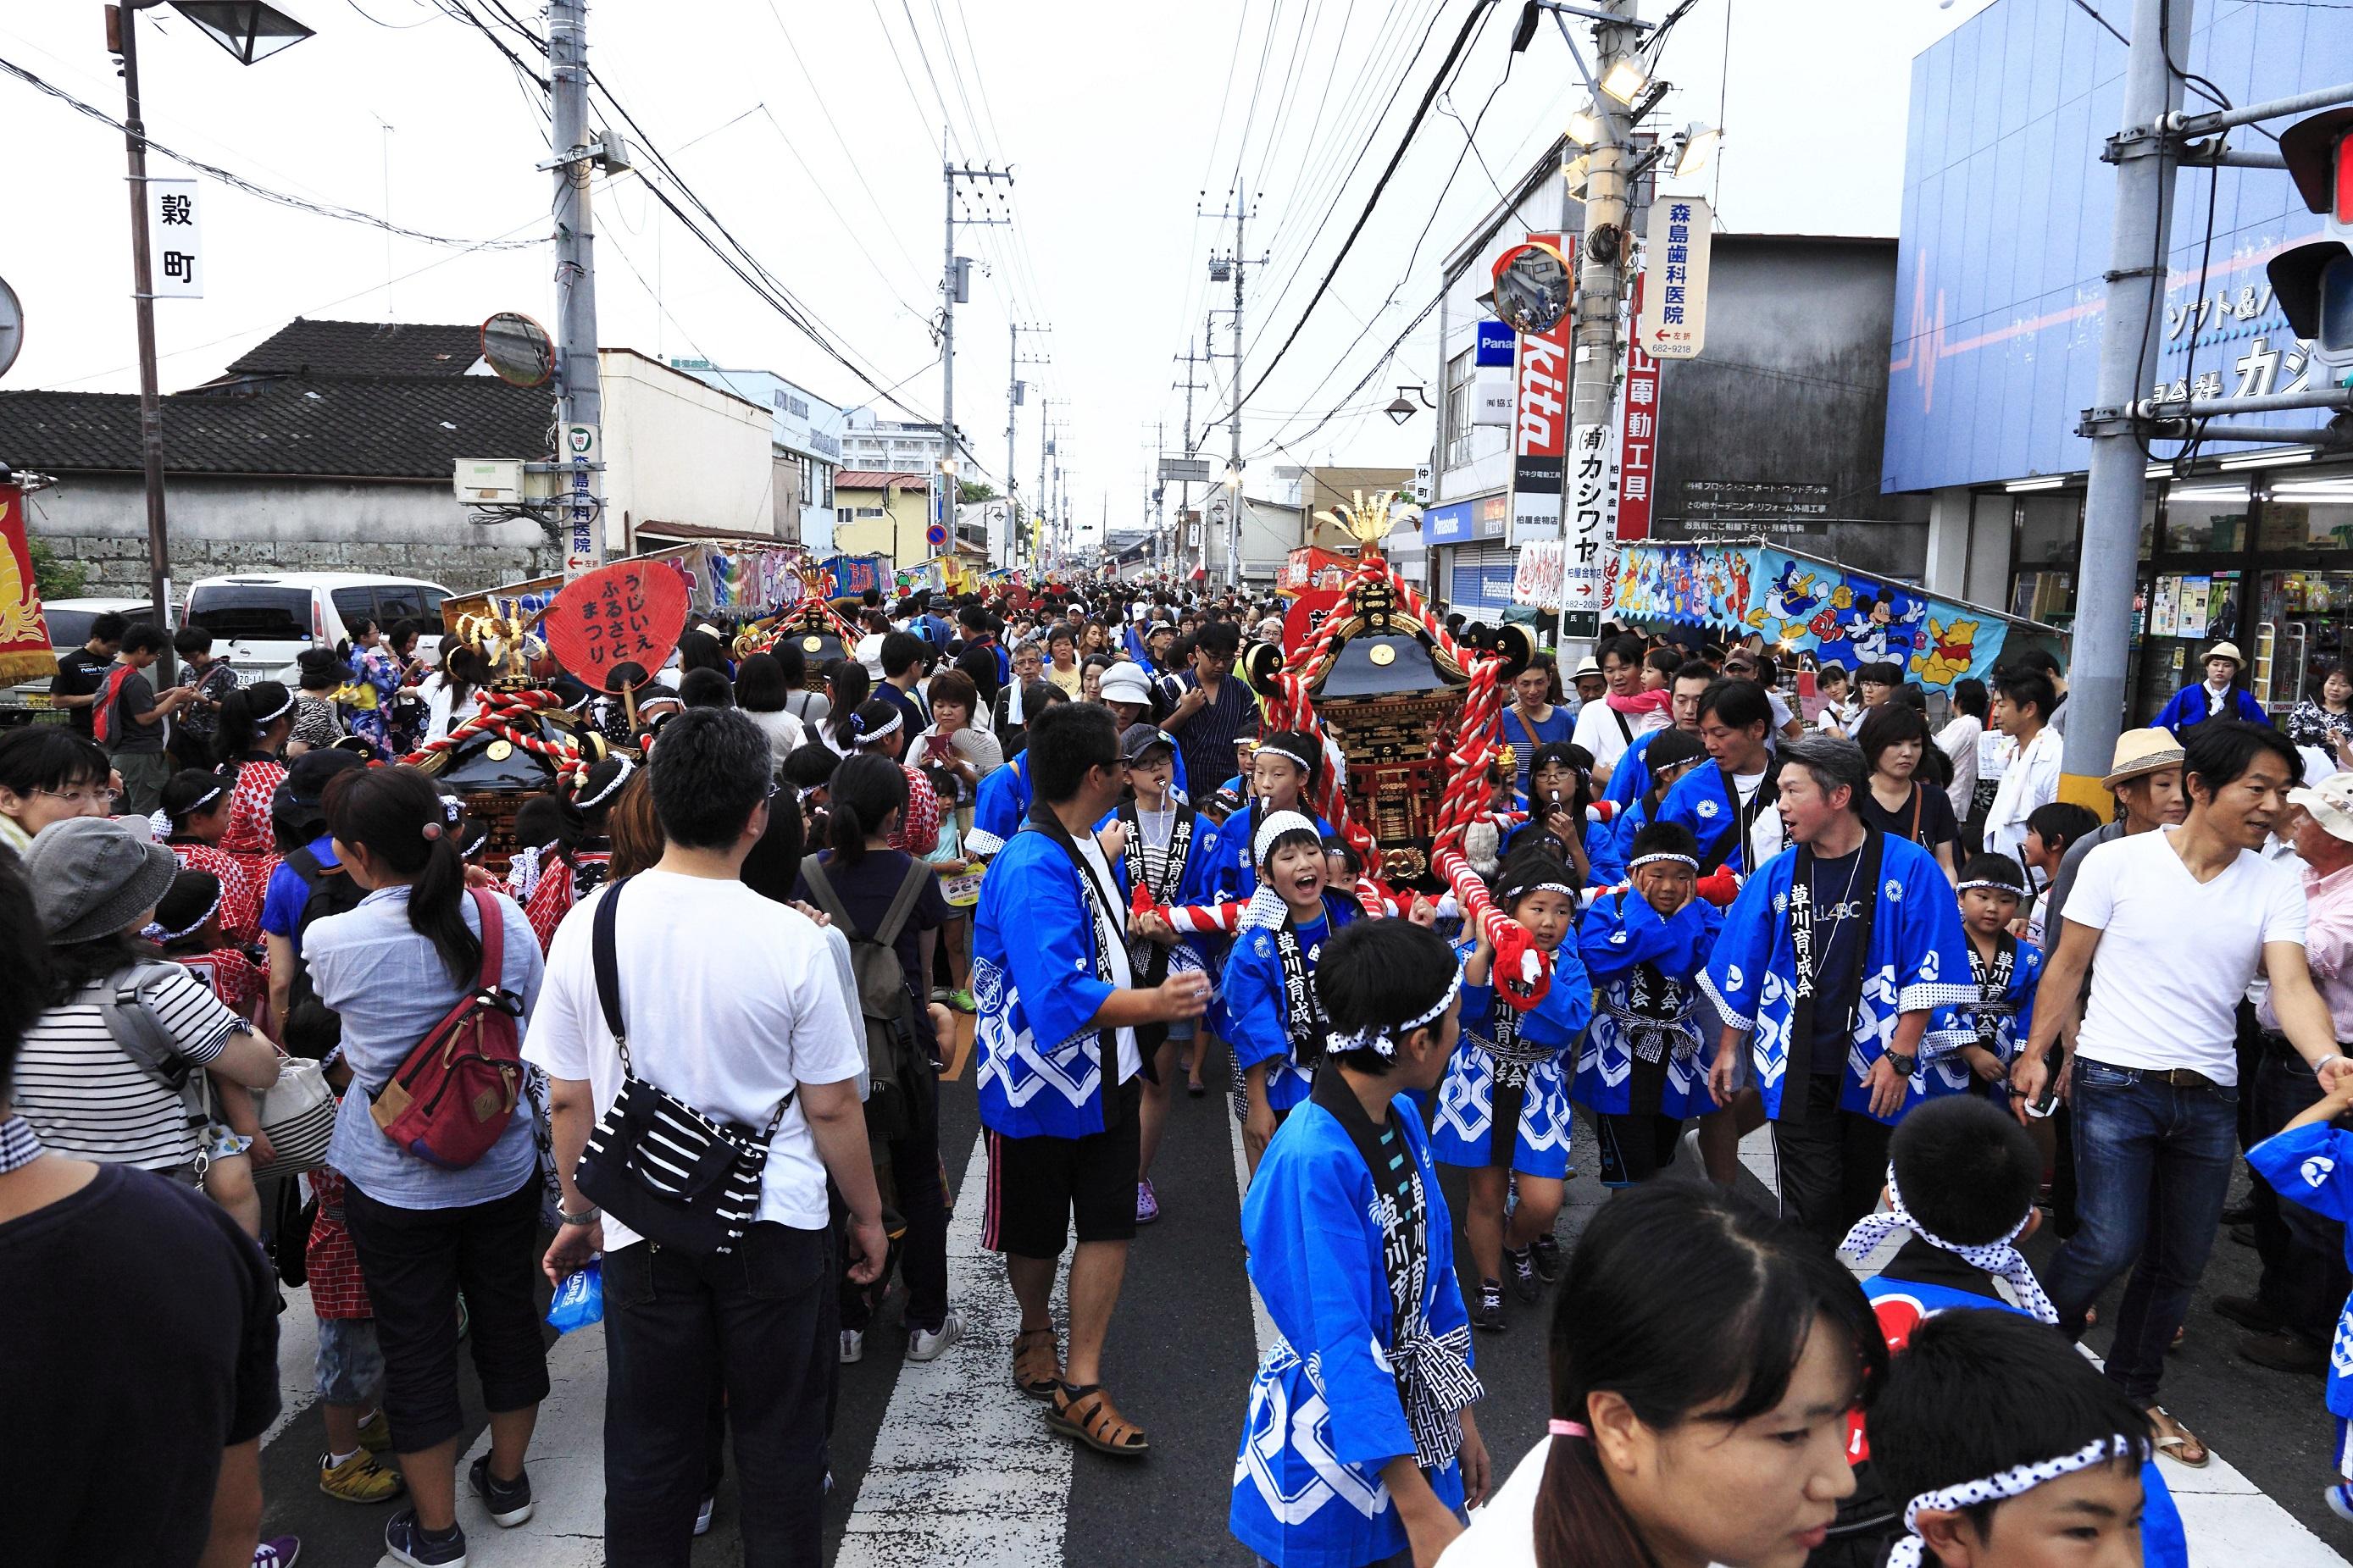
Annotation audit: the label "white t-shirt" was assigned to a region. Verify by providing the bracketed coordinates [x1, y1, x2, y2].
[2067, 827, 2308, 1083]
[1071, 832, 1143, 1084]
[521, 871, 868, 1242]
[1984, 724, 2063, 867]
[1936, 712, 1982, 818]
[1571, 699, 1665, 777]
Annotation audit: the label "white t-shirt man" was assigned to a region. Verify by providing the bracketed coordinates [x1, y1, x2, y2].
[1984, 723, 2063, 868]
[2064, 826, 2309, 1084]
[522, 870, 867, 1246]
[1571, 698, 1666, 778]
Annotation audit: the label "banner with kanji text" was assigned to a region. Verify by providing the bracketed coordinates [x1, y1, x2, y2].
[0, 484, 56, 684]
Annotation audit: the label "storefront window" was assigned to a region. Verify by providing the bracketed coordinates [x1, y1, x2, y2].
[2164, 478, 2250, 555]
[2259, 467, 2353, 554]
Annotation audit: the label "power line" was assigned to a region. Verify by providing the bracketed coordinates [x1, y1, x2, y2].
[0, 52, 541, 249]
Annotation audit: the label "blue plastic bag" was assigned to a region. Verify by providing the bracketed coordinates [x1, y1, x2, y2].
[546, 1259, 603, 1333]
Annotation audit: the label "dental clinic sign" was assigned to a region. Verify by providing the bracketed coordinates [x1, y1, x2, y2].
[1639, 196, 1710, 360]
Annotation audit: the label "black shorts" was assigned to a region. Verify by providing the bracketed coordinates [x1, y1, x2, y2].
[1595, 1111, 1685, 1188]
[984, 1077, 1142, 1259]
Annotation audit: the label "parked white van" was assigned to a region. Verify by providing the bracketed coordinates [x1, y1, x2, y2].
[183, 573, 452, 681]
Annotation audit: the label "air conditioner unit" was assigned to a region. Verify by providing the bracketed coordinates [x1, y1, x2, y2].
[454, 458, 524, 504]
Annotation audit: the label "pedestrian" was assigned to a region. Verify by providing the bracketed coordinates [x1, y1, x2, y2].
[2247, 1061, 2353, 1522]
[1659, 677, 1784, 879]
[290, 646, 349, 756]
[1857, 702, 1962, 883]
[1212, 729, 1335, 901]
[1573, 820, 1722, 1187]
[1727, 647, 1806, 739]
[1827, 1095, 2189, 1568]
[1703, 735, 1976, 1243]
[732, 651, 810, 768]
[769, 638, 833, 731]
[874, 630, 933, 738]
[1599, 727, 1707, 877]
[1432, 849, 1594, 1330]
[1944, 854, 2043, 1111]
[1228, 917, 1489, 1568]
[2287, 662, 2353, 775]
[214, 681, 296, 856]
[2224, 771, 2353, 1377]
[1865, 1311, 2160, 1568]
[819, 660, 873, 757]
[302, 765, 550, 1567]
[913, 667, 1002, 810]
[1114, 723, 1223, 1222]
[0, 855, 301, 1568]
[47, 610, 125, 738]
[1042, 622, 1085, 698]
[1163, 620, 1259, 806]
[170, 623, 239, 770]
[2014, 801, 2100, 947]
[1603, 658, 1713, 809]
[0, 725, 111, 858]
[95, 621, 195, 817]
[1933, 677, 1987, 850]
[1572, 634, 1668, 790]
[258, 748, 369, 1044]
[2014, 721, 2353, 1465]
[2154, 640, 2271, 737]
[1444, 1183, 1880, 1568]
[972, 701, 1210, 1456]
[1504, 653, 1575, 799]
[1855, 660, 1904, 712]
[988, 638, 1048, 757]
[1981, 668, 2063, 874]
[157, 767, 264, 950]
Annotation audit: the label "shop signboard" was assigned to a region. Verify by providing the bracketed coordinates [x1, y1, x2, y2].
[1507, 235, 1573, 551]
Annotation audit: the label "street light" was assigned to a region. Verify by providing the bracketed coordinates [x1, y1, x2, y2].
[109, 0, 314, 681]
[1672, 122, 1722, 180]
[1598, 56, 1650, 106]
[1564, 104, 1605, 148]
[1385, 385, 1435, 426]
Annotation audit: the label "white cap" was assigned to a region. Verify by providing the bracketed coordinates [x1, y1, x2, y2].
[2289, 772, 2353, 845]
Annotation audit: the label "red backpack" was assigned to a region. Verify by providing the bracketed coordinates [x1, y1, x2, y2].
[92, 665, 136, 745]
[369, 886, 526, 1169]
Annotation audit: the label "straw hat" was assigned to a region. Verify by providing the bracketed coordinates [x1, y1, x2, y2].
[2100, 727, 2186, 790]
[2204, 641, 2244, 668]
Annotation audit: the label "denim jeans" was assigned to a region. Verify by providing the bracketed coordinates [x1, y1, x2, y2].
[602, 1222, 836, 1567]
[2040, 1059, 2239, 1405]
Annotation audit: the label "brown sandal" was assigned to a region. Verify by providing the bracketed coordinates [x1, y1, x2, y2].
[1012, 1327, 1061, 1399]
[1046, 1381, 1150, 1457]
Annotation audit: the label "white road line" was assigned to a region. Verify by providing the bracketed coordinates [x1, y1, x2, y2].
[1741, 1127, 2349, 1565]
[421, 1320, 608, 1567]
[261, 1283, 320, 1449]
[1227, 1099, 1276, 1361]
[835, 1131, 1074, 1568]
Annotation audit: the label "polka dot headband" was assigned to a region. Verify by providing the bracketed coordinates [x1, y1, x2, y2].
[852, 707, 904, 745]
[1955, 878, 2022, 896]
[141, 885, 223, 945]
[1838, 1163, 2057, 1325]
[1254, 741, 1315, 777]
[1628, 852, 1699, 873]
[1884, 1435, 2147, 1568]
[1322, 962, 1463, 1061]
[574, 755, 635, 810]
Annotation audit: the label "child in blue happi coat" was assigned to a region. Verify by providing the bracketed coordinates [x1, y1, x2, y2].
[1431, 847, 1593, 1333]
[1213, 730, 1335, 902]
[2247, 1065, 2353, 1524]
[1835, 1095, 2189, 1568]
[1600, 727, 1707, 883]
[1944, 854, 2045, 1109]
[1230, 918, 1489, 1568]
[1573, 819, 1722, 1188]
[1503, 743, 1613, 886]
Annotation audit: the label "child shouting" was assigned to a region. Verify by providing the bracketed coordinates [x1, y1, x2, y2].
[1228, 918, 1488, 1568]
[1431, 848, 1594, 1330]
[1223, 809, 1362, 1173]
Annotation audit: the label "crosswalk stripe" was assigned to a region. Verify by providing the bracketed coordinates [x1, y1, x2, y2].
[835, 1131, 1072, 1568]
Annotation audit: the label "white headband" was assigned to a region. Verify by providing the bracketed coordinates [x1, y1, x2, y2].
[1885, 1435, 2147, 1568]
[1322, 963, 1465, 1061]
[253, 692, 295, 724]
[574, 754, 635, 810]
[142, 885, 223, 945]
[1253, 808, 1321, 867]
[852, 707, 904, 745]
[1628, 852, 1699, 872]
[1502, 878, 1579, 904]
[1256, 742, 1315, 777]
[1955, 878, 2022, 896]
[1838, 1164, 2057, 1325]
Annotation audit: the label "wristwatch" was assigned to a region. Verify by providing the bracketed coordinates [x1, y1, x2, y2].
[1882, 1051, 1917, 1075]
[558, 1205, 601, 1227]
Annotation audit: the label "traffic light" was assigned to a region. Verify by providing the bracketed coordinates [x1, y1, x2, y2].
[2269, 107, 2353, 381]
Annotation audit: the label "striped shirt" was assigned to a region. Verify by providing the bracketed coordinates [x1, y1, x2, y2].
[15, 967, 239, 1172]
[1167, 671, 1258, 806]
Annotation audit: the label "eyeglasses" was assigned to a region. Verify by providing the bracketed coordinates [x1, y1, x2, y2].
[33, 784, 115, 807]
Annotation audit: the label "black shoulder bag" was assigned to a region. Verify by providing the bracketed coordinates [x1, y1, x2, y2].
[574, 877, 796, 1256]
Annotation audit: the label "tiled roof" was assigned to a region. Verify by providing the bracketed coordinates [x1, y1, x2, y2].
[225, 318, 487, 380]
[834, 470, 932, 490]
[0, 379, 554, 480]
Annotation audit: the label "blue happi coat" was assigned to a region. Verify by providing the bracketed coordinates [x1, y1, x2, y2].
[1603, 724, 1668, 809]
[1224, 893, 1359, 1113]
[1699, 832, 1978, 1125]
[1430, 934, 1594, 1177]
[2247, 1122, 2353, 1420]
[1934, 932, 2045, 1105]
[967, 752, 1030, 856]
[1213, 801, 1339, 901]
[1231, 1093, 1473, 1568]
[1657, 761, 1771, 874]
[1573, 889, 1722, 1120]
[974, 823, 1131, 1139]
[1501, 815, 1618, 886]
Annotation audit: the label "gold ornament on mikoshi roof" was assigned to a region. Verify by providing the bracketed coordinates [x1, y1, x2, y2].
[452, 608, 547, 688]
[1313, 488, 1423, 557]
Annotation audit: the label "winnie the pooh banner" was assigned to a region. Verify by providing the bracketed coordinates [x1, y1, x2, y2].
[0, 484, 55, 684]
[1608, 540, 2032, 695]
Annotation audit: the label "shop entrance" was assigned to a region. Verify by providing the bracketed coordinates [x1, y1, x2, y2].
[2254, 569, 2353, 714]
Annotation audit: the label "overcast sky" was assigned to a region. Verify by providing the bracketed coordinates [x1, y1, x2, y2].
[0, 0, 1999, 541]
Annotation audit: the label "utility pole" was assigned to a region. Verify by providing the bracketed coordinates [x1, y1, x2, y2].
[941, 136, 1014, 546]
[1205, 192, 1266, 588]
[1173, 337, 1211, 581]
[547, 0, 605, 573]
[1007, 323, 1050, 571]
[112, 3, 174, 672]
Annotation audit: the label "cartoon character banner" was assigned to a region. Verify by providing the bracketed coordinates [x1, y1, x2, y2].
[1609, 541, 2020, 694]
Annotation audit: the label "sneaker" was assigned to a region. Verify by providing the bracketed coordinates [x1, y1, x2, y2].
[1530, 1233, 1562, 1283]
[385, 1508, 468, 1568]
[253, 1538, 302, 1568]
[1471, 1278, 1506, 1333]
[949, 989, 977, 1013]
[1505, 1245, 1540, 1303]
[2214, 1294, 2282, 1334]
[356, 1407, 392, 1454]
[467, 1454, 534, 1527]
[695, 1494, 716, 1537]
[2327, 1483, 2353, 1526]
[907, 1309, 964, 1363]
[1136, 1177, 1161, 1225]
[841, 1327, 866, 1365]
[319, 1448, 404, 1504]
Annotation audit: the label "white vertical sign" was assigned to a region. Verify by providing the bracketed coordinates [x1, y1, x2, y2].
[1562, 422, 1612, 635]
[563, 422, 599, 578]
[147, 178, 202, 299]
[1639, 196, 1711, 360]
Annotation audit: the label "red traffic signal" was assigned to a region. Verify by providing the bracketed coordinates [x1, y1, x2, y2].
[2268, 108, 2353, 366]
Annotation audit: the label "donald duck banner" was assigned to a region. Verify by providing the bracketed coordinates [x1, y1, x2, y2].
[1608, 540, 2028, 694]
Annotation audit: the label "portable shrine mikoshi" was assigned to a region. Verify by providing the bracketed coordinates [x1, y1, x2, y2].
[730, 569, 859, 690]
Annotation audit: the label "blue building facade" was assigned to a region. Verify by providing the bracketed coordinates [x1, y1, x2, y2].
[1888, 0, 2353, 722]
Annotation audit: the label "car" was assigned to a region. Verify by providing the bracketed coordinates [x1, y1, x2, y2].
[0, 596, 159, 729]
[183, 572, 452, 683]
